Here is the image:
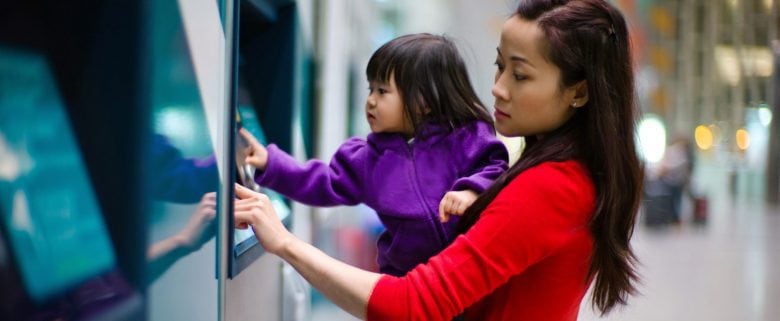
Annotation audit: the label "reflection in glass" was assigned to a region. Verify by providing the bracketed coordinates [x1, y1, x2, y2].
[0, 47, 133, 319]
[143, 0, 220, 320]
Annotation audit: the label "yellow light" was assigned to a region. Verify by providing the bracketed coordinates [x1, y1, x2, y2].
[695, 125, 713, 150]
[736, 128, 750, 150]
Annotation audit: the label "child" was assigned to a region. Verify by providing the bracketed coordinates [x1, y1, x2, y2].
[240, 33, 508, 276]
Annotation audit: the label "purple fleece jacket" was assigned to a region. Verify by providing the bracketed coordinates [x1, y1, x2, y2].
[254, 121, 508, 276]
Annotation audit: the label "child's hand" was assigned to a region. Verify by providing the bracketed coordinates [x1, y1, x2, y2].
[438, 190, 479, 223]
[239, 128, 269, 170]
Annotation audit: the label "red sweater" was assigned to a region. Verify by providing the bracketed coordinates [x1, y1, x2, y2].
[367, 160, 596, 321]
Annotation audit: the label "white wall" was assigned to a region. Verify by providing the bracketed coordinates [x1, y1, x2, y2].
[225, 255, 284, 321]
[447, 0, 524, 162]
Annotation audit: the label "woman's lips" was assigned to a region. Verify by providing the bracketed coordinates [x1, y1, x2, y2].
[494, 108, 510, 119]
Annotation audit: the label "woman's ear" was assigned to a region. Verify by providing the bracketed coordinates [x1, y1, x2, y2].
[569, 80, 589, 108]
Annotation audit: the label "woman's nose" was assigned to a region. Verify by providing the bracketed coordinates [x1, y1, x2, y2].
[491, 81, 509, 102]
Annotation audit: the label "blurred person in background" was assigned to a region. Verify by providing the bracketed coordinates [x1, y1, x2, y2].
[234, 0, 643, 320]
[657, 135, 694, 224]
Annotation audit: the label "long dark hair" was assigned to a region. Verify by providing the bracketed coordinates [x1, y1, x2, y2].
[457, 0, 643, 315]
[365, 33, 493, 134]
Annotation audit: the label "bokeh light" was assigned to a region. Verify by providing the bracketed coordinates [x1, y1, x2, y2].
[637, 114, 667, 163]
[758, 106, 773, 127]
[695, 125, 714, 150]
[736, 128, 750, 151]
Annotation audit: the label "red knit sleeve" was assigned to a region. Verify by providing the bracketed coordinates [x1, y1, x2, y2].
[366, 161, 595, 321]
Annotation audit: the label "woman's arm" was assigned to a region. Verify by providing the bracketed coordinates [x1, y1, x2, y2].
[233, 184, 379, 319]
[279, 236, 380, 319]
[236, 161, 595, 321]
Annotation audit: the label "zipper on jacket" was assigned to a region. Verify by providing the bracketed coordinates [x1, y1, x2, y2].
[406, 143, 449, 247]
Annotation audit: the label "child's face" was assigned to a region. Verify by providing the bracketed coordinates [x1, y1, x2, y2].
[366, 74, 413, 137]
[491, 15, 583, 138]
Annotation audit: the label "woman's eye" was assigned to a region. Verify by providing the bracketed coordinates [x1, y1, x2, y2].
[494, 61, 504, 71]
[378, 88, 387, 94]
[513, 74, 527, 81]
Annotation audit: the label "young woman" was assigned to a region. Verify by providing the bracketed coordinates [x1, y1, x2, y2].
[239, 33, 508, 276]
[234, 0, 643, 320]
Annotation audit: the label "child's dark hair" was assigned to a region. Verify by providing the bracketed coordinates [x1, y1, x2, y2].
[366, 33, 493, 134]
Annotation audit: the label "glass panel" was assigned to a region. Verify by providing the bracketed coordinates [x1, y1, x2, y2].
[143, 1, 220, 320]
[0, 46, 134, 319]
[0, 47, 116, 303]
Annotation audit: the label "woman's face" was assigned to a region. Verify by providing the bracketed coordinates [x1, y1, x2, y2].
[492, 15, 585, 137]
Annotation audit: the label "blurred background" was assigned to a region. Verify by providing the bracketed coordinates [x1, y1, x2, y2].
[0, 0, 778, 320]
[304, 1, 780, 320]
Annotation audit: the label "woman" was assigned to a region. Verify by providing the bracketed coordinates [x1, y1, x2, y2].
[234, 0, 643, 320]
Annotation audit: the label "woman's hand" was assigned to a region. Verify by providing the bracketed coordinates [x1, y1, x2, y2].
[239, 128, 269, 170]
[234, 183, 293, 254]
[439, 190, 479, 223]
[235, 186, 380, 320]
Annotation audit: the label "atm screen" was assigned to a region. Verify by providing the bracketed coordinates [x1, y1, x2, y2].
[233, 106, 290, 256]
[0, 47, 117, 303]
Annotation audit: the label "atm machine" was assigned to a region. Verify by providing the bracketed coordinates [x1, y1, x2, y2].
[0, 0, 313, 320]
[0, 1, 147, 320]
[224, 0, 315, 320]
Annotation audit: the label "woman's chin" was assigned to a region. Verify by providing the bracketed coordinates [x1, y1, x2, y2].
[495, 125, 521, 138]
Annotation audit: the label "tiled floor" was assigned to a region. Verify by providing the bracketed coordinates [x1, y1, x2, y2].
[312, 154, 780, 320]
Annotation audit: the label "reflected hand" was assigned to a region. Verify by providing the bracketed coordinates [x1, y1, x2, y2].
[234, 184, 292, 254]
[239, 128, 269, 170]
[146, 192, 217, 282]
[439, 190, 479, 223]
[175, 192, 217, 251]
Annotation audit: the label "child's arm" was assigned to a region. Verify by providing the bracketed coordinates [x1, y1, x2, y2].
[439, 123, 508, 221]
[149, 134, 219, 203]
[241, 129, 367, 206]
[449, 124, 509, 193]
